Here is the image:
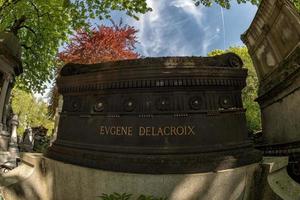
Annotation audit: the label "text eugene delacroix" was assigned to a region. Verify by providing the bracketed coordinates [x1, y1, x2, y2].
[99, 126, 195, 136]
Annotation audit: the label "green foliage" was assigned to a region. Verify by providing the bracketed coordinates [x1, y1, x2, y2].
[208, 46, 262, 132]
[192, 0, 261, 8]
[11, 87, 54, 135]
[0, 0, 150, 93]
[292, 0, 300, 10]
[98, 193, 167, 200]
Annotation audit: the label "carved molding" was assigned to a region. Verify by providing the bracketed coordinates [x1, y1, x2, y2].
[62, 91, 243, 115]
[60, 53, 244, 77]
[59, 77, 246, 94]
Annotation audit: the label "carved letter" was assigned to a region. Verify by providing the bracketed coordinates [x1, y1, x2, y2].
[164, 127, 170, 135]
[99, 126, 105, 135]
[128, 127, 133, 136]
[188, 126, 195, 135]
[139, 127, 145, 136]
[177, 126, 184, 135]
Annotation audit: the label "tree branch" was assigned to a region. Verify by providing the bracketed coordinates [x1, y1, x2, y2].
[29, 0, 41, 17]
[10, 15, 27, 35]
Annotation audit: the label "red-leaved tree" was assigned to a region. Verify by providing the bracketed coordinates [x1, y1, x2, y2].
[49, 22, 139, 118]
[58, 23, 139, 64]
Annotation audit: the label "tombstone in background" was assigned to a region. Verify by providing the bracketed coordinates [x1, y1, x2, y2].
[242, 0, 300, 197]
[0, 32, 23, 165]
[19, 127, 34, 152]
[20, 126, 49, 153]
[32, 126, 49, 152]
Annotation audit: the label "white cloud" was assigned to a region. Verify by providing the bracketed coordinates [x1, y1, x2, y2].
[124, 0, 224, 57]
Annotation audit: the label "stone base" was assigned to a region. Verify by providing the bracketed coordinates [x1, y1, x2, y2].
[259, 157, 300, 200]
[0, 153, 262, 200]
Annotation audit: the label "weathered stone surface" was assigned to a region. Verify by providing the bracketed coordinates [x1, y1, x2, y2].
[242, 0, 300, 83]
[0, 32, 22, 76]
[242, 0, 300, 154]
[47, 53, 261, 173]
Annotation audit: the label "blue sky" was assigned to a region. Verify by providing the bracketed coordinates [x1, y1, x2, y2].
[97, 0, 258, 57]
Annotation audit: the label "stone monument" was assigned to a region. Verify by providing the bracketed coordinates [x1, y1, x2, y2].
[242, 0, 300, 198]
[47, 53, 261, 174]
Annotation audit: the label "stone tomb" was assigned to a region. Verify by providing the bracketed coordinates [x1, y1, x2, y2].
[47, 53, 261, 174]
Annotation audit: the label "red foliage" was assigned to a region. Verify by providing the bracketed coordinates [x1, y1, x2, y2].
[58, 24, 139, 64]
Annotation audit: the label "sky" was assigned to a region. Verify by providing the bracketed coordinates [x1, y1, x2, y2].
[98, 0, 258, 57]
[36, 0, 257, 100]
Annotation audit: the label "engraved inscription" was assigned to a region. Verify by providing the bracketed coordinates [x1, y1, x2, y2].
[99, 126, 133, 136]
[98, 125, 195, 136]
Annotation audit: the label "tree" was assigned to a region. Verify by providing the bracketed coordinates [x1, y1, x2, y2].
[48, 22, 140, 118]
[208, 46, 261, 132]
[58, 22, 139, 64]
[0, 0, 150, 93]
[11, 88, 54, 135]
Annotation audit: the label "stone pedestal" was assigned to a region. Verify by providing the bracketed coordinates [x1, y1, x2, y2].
[0, 153, 261, 200]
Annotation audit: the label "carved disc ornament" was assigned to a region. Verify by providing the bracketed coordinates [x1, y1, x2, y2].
[189, 96, 202, 110]
[48, 53, 261, 174]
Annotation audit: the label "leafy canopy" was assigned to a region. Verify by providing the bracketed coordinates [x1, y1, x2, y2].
[208, 46, 261, 132]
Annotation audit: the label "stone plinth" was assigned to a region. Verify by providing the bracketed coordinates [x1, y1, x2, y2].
[1, 153, 262, 200]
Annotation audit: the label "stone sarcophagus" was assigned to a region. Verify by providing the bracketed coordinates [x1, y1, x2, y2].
[47, 53, 261, 174]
